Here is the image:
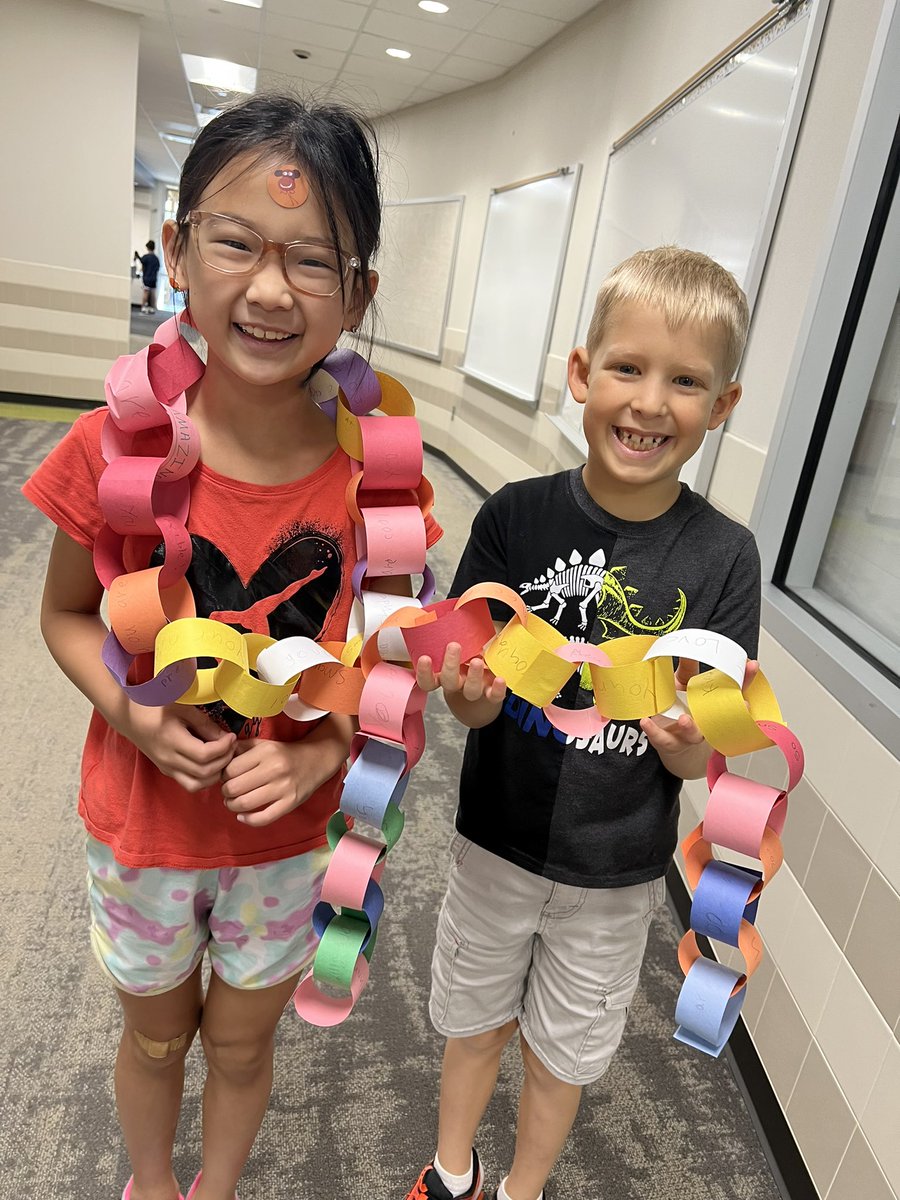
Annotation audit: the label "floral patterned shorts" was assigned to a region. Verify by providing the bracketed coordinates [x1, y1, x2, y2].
[86, 835, 330, 995]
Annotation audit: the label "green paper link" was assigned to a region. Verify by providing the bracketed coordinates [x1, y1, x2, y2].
[325, 801, 406, 854]
[313, 912, 370, 990]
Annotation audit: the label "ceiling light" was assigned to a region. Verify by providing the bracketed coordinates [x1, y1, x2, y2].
[182, 53, 257, 94]
[386, 47, 412, 59]
[221, 0, 263, 7]
[161, 132, 195, 145]
[419, 1, 449, 11]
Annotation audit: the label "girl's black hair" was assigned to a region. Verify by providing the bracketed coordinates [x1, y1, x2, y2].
[173, 91, 381, 351]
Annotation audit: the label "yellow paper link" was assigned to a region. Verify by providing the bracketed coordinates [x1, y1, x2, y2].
[588, 635, 677, 720]
[154, 619, 293, 715]
[686, 667, 781, 756]
[335, 377, 416, 461]
[484, 613, 574, 706]
[341, 635, 363, 667]
[217, 633, 296, 719]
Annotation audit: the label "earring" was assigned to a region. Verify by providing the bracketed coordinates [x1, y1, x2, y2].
[169, 276, 179, 290]
[350, 324, 360, 334]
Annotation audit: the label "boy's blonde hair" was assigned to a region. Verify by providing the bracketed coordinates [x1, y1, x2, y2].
[586, 246, 750, 383]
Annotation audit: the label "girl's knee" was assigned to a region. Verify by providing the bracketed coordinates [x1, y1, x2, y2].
[128, 1024, 196, 1070]
[199, 1024, 274, 1082]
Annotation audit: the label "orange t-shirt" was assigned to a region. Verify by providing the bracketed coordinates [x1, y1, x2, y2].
[23, 407, 441, 870]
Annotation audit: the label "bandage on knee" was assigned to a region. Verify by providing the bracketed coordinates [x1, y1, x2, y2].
[133, 1028, 189, 1059]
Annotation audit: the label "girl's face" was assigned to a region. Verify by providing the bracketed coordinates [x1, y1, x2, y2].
[163, 151, 373, 394]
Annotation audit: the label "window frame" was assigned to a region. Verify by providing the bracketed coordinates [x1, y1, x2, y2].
[752, 0, 900, 757]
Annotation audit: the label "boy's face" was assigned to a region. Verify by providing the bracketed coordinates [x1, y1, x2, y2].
[568, 301, 741, 513]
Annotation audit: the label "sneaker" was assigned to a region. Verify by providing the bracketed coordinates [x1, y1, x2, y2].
[405, 1149, 484, 1200]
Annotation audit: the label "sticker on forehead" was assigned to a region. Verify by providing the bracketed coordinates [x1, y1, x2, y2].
[267, 166, 309, 208]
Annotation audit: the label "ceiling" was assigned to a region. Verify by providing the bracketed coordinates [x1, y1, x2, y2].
[90, 0, 600, 186]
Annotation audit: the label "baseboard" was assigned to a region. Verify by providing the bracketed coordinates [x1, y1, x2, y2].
[0, 391, 100, 411]
[665, 863, 818, 1200]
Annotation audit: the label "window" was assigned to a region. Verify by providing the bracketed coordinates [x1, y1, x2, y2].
[754, 1, 900, 756]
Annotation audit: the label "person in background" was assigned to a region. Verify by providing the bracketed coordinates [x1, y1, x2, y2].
[134, 239, 161, 313]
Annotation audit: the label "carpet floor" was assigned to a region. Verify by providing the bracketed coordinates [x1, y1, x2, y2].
[0, 413, 782, 1200]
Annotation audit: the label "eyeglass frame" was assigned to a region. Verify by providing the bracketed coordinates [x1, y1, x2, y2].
[183, 210, 361, 298]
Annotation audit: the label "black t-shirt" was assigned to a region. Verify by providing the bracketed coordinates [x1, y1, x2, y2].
[450, 469, 761, 889]
[140, 252, 160, 287]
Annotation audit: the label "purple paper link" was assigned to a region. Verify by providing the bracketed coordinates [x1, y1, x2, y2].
[690, 860, 760, 947]
[743, 868, 764, 925]
[322, 348, 381, 415]
[312, 881, 384, 951]
[416, 564, 437, 605]
[319, 397, 338, 422]
[312, 900, 335, 940]
[340, 738, 407, 827]
[673, 957, 745, 1056]
[351, 556, 368, 602]
[101, 631, 196, 706]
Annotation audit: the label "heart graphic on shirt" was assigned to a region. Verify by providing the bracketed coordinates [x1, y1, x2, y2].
[151, 531, 343, 641]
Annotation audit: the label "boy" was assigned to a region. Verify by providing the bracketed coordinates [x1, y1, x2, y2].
[407, 246, 760, 1200]
[133, 238, 160, 313]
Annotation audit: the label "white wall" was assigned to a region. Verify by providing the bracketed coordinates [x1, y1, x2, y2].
[0, 0, 139, 400]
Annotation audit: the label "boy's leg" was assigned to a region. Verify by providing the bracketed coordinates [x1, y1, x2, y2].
[193, 970, 301, 1200]
[504, 1036, 582, 1200]
[437, 1020, 519, 1173]
[115, 963, 204, 1200]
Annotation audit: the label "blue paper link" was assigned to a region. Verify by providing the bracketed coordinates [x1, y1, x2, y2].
[691, 860, 761, 947]
[341, 737, 409, 828]
[312, 877, 385, 952]
[673, 956, 745, 1057]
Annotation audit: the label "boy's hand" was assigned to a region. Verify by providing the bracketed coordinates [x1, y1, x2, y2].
[641, 657, 760, 779]
[124, 702, 237, 793]
[415, 642, 506, 728]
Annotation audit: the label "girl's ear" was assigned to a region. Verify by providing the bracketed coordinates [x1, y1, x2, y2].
[344, 269, 378, 333]
[161, 219, 186, 289]
[568, 346, 591, 404]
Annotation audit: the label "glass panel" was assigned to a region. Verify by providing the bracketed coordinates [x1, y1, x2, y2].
[811, 294, 900, 667]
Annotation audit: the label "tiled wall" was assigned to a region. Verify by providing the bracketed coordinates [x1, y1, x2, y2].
[679, 626, 900, 1199]
[0, 258, 130, 404]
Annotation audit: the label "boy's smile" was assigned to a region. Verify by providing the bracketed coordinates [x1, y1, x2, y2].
[568, 301, 741, 520]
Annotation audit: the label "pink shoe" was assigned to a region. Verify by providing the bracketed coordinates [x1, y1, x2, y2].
[121, 1178, 185, 1200]
[185, 1173, 238, 1200]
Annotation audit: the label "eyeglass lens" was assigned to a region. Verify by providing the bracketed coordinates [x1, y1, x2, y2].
[195, 214, 345, 295]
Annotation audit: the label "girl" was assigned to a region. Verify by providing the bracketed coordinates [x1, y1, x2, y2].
[24, 93, 438, 1200]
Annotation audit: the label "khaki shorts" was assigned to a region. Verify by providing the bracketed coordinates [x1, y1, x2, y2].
[429, 835, 666, 1085]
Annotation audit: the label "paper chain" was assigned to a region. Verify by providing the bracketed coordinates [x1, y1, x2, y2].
[92, 315, 802, 1050]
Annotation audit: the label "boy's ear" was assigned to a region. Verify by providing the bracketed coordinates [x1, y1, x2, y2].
[707, 380, 742, 430]
[161, 219, 186, 289]
[568, 346, 591, 404]
[344, 269, 378, 333]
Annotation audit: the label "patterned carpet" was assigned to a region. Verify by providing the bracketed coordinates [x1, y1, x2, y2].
[0, 413, 782, 1200]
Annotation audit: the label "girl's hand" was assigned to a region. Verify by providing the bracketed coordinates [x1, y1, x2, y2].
[415, 642, 506, 728]
[125, 703, 236, 792]
[220, 713, 354, 828]
[220, 738, 323, 827]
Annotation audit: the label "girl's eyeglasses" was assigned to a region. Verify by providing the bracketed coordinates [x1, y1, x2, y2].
[185, 211, 360, 298]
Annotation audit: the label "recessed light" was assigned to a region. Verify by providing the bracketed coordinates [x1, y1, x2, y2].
[419, 1, 449, 12]
[182, 53, 257, 94]
[221, 0, 263, 7]
[293, 48, 310, 59]
[386, 47, 412, 59]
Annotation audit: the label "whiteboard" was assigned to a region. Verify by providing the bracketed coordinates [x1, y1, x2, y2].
[554, 0, 827, 488]
[374, 196, 463, 360]
[462, 166, 581, 404]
